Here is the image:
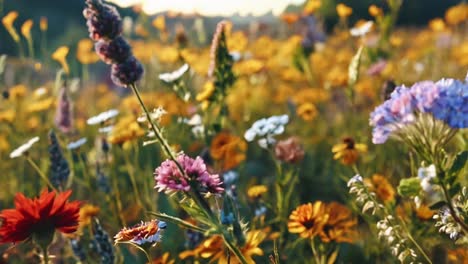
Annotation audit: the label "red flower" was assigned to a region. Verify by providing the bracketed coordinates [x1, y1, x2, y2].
[0, 190, 81, 244]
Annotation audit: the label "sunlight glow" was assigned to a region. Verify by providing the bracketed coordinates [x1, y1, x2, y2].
[107, 0, 306, 16]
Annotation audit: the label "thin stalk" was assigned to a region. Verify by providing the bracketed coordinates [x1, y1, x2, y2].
[26, 37, 34, 59]
[26, 156, 57, 192]
[129, 83, 184, 174]
[41, 246, 49, 264]
[399, 218, 433, 264]
[122, 149, 144, 207]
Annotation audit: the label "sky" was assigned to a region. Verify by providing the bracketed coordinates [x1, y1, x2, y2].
[107, 0, 306, 16]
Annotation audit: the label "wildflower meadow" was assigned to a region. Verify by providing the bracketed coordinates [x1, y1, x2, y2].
[0, 0, 467, 263]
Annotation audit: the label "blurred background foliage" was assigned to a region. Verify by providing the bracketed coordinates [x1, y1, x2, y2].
[0, 0, 461, 55]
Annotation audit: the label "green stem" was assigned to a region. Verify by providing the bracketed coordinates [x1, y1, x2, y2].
[148, 212, 208, 233]
[26, 156, 57, 192]
[26, 37, 34, 59]
[41, 245, 49, 264]
[221, 234, 249, 264]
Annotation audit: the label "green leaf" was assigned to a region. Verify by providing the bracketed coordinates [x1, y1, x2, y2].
[429, 201, 447, 210]
[147, 212, 209, 233]
[449, 150, 468, 176]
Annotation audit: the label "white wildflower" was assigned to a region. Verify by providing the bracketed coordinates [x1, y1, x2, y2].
[10, 137, 40, 158]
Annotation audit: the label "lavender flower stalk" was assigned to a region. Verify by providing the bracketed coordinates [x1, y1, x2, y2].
[84, 0, 143, 87]
[48, 130, 70, 190]
[54, 87, 73, 134]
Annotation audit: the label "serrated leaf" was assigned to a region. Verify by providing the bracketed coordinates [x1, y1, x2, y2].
[348, 46, 363, 87]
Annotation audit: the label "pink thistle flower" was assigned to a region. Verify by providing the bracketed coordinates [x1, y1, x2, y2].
[154, 154, 224, 194]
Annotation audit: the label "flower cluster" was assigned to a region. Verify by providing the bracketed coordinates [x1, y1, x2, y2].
[369, 78, 468, 144]
[83, 0, 143, 87]
[244, 114, 289, 149]
[154, 154, 224, 194]
[114, 219, 167, 245]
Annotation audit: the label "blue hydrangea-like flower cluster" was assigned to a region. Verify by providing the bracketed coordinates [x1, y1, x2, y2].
[370, 78, 468, 144]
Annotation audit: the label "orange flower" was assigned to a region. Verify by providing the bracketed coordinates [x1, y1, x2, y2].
[319, 202, 357, 243]
[368, 5, 383, 17]
[332, 137, 367, 165]
[179, 230, 265, 264]
[337, 3, 353, 18]
[0, 190, 81, 244]
[210, 132, 247, 171]
[281, 13, 300, 25]
[79, 204, 100, 226]
[115, 219, 166, 245]
[288, 202, 329, 238]
[365, 174, 395, 203]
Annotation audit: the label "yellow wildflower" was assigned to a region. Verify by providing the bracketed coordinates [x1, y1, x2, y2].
[40, 17, 48, 31]
[288, 202, 329, 238]
[21, 19, 33, 39]
[0, 135, 9, 152]
[337, 3, 353, 18]
[304, 0, 322, 15]
[196, 81, 216, 102]
[332, 137, 367, 165]
[445, 3, 468, 26]
[2, 11, 20, 42]
[76, 38, 99, 64]
[247, 185, 268, 199]
[233, 59, 264, 75]
[429, 18, 447, 32]
[9, 84, 28, 100]
[152, 15, 166, 31]
[52, 46, 70, 74]
[108, 116, 145, 145]
[0, 109, 15, 123]
[26, 98, 55, 113]
[297, 102, 318, 121]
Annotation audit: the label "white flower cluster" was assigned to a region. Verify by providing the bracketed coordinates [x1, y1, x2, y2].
[159, 64, 189, 83]
[376, 216, 418, 263]
[244, 114, 289, 149]
[87, 109, 119, 125]
[10, 137, 40, 159]
[348, 175, 422, 263]
[347, 174, 384, 215]
[433, 188, 467, 241]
